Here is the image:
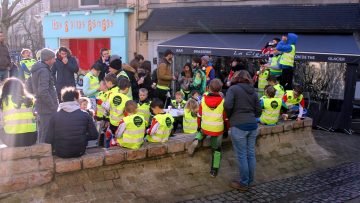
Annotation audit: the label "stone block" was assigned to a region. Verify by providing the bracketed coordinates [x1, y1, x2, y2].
[27, 170, 53, 187]
[30, 144, 52, 157]
[39, 156, 54, 170]
[259, 125, 272, 136]
[271, 124, 284, 134]
[55, 158, 82, 173]
[125, 148, 147, 161]
[147, 144, 167, 157]
[283, 121, 294, 131]
[8, 159, 39, 175]
[167, 141, 185, 153]
[0, 163, 9, 177]
[82, 153, 104, 169]
[304, 118, 313, 127]
[293, 120, 304, 129]
[0, 175, 28, 193]
[104, 149, 125, 165]
[1, 147, 31, 161]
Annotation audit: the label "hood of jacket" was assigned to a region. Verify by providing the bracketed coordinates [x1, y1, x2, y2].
[203, 93, 223, 108]
[237, 83, 255, 95]
[31, 61, 50, 74]
[287, 33, 298, 45]
[59, 101, 80, 113]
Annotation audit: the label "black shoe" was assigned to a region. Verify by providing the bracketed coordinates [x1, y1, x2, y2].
[210, 168, 218, 178]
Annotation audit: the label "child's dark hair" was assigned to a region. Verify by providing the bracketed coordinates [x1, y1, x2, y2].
[191, 90, 200, 97]
[104, 73, 117, 85]
[118, 78, 131, 90]
[209, 79, 223, 93]
[0, 77, 33, 109]
[91, 63, 102, 71]
[125, 100, 138, 114]
[61, 87, 80, 102]
[150, 98, 164, 109]
[265, 86, 276, 98]
[267, 75, 278, 83]
[192, 57, 201, 66]
[293, 85, 303, 95]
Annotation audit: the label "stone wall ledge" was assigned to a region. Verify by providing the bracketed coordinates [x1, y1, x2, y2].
[0, 118, 312, 194]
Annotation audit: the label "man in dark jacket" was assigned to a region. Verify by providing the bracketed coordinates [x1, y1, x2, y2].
[0, 31, 11, 82]
[30, 48, 59, 143]
[51, 47, 79, 100]
[94, 48, 110, 81]
[46, 87, 98, 158]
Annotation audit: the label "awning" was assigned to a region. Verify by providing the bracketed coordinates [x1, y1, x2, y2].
[158, 33, 360, 63]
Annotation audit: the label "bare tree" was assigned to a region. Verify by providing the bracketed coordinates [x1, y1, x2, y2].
[0, 0, 42, 38]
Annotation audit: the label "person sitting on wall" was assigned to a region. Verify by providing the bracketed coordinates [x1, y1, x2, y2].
[282, 85, 305, 122]
[46, 87, 98, 158]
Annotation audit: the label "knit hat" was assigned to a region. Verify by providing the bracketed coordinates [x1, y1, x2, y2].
[201, 55, 210, 62]
[40, 48, 55, 61]
[110, 55, 121, 63]
[109, 59, 122, 70]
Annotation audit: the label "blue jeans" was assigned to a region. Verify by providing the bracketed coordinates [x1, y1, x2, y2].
[230, 127, 258, 186]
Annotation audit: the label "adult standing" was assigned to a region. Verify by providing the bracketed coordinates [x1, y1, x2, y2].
[191, 57, 206, 95]
[51, 47, 79, 100]
[46, 87, 98, 158]
[0, 31, 11, 82]
[276, 33, 297, 90]
[154, 49, 175, 107]
[201, 55, 215, 86]
[138, 60, 154, 98]
[224, 70, 261, 191]
[178, 63, 193, 100]
[94, 48, 110, 81]
[30, 48, 59, 143]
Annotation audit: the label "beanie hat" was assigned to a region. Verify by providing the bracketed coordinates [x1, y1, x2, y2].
[40, 48, 55, 61]
[201, 55, 209, 62]
[110, 55, 121, 63]
[109, 59, 122, 71]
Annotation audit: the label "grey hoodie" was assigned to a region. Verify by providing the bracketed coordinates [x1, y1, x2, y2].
[224, 83, 261, 127]
[30, 61, 59, 114]
[58, 101, 80, 113]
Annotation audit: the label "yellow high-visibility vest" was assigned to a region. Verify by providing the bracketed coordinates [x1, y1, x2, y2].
[84, 72, 100, 97]
[2, 96, 36, 134]
[258, 69, 269, 89]
[118, 114, 145, 150]
[274, 84, 285, 99]
[171, 99, 187, 109]
[147, 113, 174, 143]
[269, 55, 282, 76]
[20, 58, 36, 80]
[137, 102, 151, 126]
[117, 71, 133, 100]
[260, 98, 282, 125]
[96, 91, 108, 118]
[279, 45, 296, 67]
[183, 109, 198, 134]
[108, 92, 129, 126]
[201, 98, 224, 133]
[285, 90, 304, 107]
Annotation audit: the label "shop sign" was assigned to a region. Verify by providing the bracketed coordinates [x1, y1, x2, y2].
[52, 18, 114, 33]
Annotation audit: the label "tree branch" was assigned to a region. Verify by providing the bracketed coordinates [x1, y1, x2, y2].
[10, 11, 26, 26]
[8, 0, 22, 15]
[6, 0, 41, 23]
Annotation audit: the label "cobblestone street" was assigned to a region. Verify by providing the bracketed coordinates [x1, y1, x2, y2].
[184, 161, 360, 203]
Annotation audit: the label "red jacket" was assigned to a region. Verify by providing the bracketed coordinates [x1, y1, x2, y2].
[198, 93, 229, 136]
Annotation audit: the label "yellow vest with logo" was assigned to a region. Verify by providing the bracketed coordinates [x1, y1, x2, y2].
[201, 98, 224, 133]
[269, 55, 282, 75]
[2, 96, 36, 134]
[171, 99, 187, 109]
[118, 114, 145, 150]
[285, 90, 303, 106]
[260, 98, 282, 125]
[117, 71, 133, 100]
[274, 84, 285, 99]
[183, 109, 198, 134]
[20, 59, 36, 79]
[96, 91, 108, 118]
[138, 102, 151, 126]
[147, 113, 174, 143]
[279, 45, 296, 67]
[84, 72, 100, 97]
[108, 92, 129, 126]
[258, 69, 269, 89]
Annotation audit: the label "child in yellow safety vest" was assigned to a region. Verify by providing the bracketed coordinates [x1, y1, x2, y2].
[182, 99, 199, 134]
[259, 86, 288, 125]
[282, 85, 305, 121]
[187, 79, 229, 178]
[257, 65, 269, 98]
[267, 75, 285, 99]
[115, 101, 146, 150]
[171, 91, 187, 134]
[137, 88, 151, 127]
[146, 98, 174, 143]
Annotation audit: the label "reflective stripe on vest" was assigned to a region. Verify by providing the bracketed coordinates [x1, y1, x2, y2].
[147, 113, 174, 143]
[96, 91, 108, 118]
[156, 84, 170, 90]
[285, 90, 303, 107]
[109, 93, 129, 126]
[279, 45, 296, 67]
[137, 103, 151, 125]
[85, 72, 100, 96]
[118, 114, 145, 149]
[183, 109, 198, 134]
[171, 100, 186, 109]
[260, 98, 282, 125]
[201, 98, 224, 133]
[274, 84, 285, 99]
[2, 96, 36, 134]
[20, 59, 36, 79]
[258, 70, 269, 89]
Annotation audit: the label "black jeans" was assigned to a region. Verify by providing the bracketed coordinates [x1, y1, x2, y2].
[280, 68, 294, 90]
[153, 87, 171, 108]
